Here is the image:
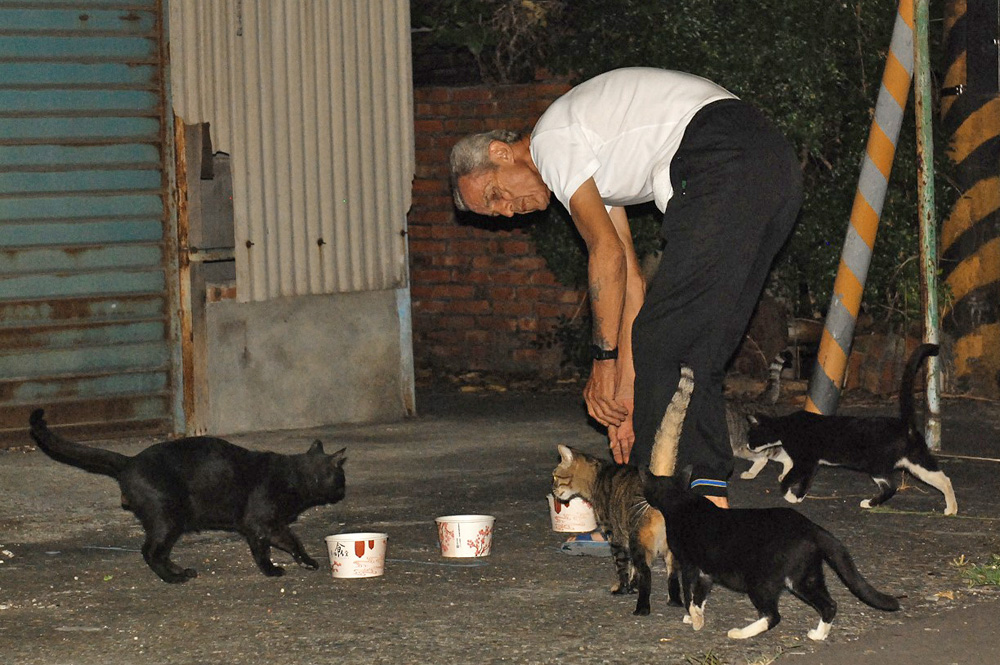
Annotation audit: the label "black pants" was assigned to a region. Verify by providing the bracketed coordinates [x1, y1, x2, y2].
[630, 99, 802, 497]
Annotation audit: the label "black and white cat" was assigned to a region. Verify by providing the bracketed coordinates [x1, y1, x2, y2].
[29, 409, 347, 583]
[642, 366, 900, 641]
[747, 343, 958, 515]
[642, 471, 900, 640]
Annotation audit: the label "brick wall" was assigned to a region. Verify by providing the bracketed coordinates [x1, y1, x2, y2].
[408, 80, 584, 376]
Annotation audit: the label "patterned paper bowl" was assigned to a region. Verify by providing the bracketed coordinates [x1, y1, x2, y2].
[324, 532, 388, 578]
[435, 514, 495, 558]
[547, 494, 598, 533]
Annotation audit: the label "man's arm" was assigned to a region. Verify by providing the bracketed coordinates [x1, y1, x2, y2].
[569, 178, 632, 430]
[605, 205, 646, 462]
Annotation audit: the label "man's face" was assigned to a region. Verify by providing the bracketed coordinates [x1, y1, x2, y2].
[457, 144, 551, 217]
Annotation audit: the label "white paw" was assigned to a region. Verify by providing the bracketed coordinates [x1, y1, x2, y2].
[860, 499, 872, 509]
[740, 471, 757, 480]
[808, 621, 832, 641]
[688, 604, 705, 630]
[783, 490, 803, 504]
[778, 471, 788, 481]
[683, 614, 692, 624]
[945, 505, 958, 516]
[728, 628, 747, 639]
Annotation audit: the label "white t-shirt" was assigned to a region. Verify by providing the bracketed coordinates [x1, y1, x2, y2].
[530, 68, 736, 213]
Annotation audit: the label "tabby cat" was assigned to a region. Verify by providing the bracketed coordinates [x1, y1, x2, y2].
[642, 366, 900, 641]
[746, 343, 958, 515]
[550, 366, 693, 615]
[728, 351, 792, 480]
[29, 409, 347, 583]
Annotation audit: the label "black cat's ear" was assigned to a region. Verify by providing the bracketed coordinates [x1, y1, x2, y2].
[307, 439, 325, 455]
[329, 447, 347, 466]
[557, 444, 574, 465]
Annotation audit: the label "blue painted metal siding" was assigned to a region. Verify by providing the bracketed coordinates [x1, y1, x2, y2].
[0, 0, 174, 443]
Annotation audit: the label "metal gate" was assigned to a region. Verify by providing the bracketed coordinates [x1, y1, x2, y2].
[0, 0, 177, 444]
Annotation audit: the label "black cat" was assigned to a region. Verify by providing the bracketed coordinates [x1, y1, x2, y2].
[642, 472, 900, 641]
[29, 409, 346, 583]
[747, 343, 958, 515]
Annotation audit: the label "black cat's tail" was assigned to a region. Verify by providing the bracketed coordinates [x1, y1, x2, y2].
[816, 529, 900, 612]
[898, 343, 939, 436]
[29, 409, 128, 478]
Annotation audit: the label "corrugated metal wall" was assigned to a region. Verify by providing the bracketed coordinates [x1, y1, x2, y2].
[0, 0, 176, 443]
[169, 0, 413, 302]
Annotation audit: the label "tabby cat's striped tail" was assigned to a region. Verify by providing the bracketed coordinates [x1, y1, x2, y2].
[649, 365, 694, 477]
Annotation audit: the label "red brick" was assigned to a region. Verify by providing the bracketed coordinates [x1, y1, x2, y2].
[412, 300, 445, 315]
[410, 209, 455, 225]
[428, 254, 468, 268]
[411, 194, 455, 211]
[408, 239, 447, 255]
[491, 271, 532, 285]
[529, 271, 562, 286]
[444, 300, 492, 315]
[412, 179, 447, 194]
[433, 284, 476, 299]
[536, 303, 575, 318]
[452, 87, 494, 103]
[414, 88, 453, 103]
[452, 331, 482, 346]
[510, 257, 548, 271]
[443, 118, 492, 134]
[513, 348, 542, 363]
[517, 317, 539, 332]
[428, 224, 474, 239]
[451, 239, 497, 254]
[410, 268, 453, 283]
[415, 119, 445, 133]
[499, 239, 532, 255]
[494, 301, 533, 316]
[487, 286, 516, 300]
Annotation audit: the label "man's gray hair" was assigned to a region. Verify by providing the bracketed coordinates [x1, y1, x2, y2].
[449, 129, 522, 211]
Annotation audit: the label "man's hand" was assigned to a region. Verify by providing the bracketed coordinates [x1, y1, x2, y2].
[607, 401, 635, 464]
[584, 360, 628, 428]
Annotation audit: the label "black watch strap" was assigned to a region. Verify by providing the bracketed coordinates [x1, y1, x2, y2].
[590, 345, 619, 361]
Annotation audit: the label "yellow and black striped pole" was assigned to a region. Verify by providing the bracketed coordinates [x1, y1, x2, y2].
[940, 0, 1000, 398]
[806, 0, 916, 414]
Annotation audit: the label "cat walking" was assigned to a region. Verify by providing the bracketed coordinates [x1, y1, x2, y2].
[642, 367, 899, 640]
[747, 343, 958, 515]
[29, 409, 347, 583]
[643, 472, 900, 640]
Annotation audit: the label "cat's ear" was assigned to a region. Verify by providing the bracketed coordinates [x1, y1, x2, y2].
[307, 439, 325, 455]
[557, 444, 574, 465]
[747, 414, 759, 426]
[328, 447, 347, 467]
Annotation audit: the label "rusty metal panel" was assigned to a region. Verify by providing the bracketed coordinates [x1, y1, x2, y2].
[0, 0, 174, 445]
[169, 0, 413, 302]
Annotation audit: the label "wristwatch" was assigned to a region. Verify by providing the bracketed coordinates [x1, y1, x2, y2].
[590, 345, 619, 361]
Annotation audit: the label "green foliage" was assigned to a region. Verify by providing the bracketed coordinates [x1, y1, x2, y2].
[410, 0, 565, 84]
[952, 554, 1000, 587]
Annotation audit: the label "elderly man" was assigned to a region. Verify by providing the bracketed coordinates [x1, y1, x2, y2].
[450, 67, 802, 516]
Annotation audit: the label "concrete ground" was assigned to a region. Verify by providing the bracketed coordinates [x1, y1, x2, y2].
[1, 386, 999, 665]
